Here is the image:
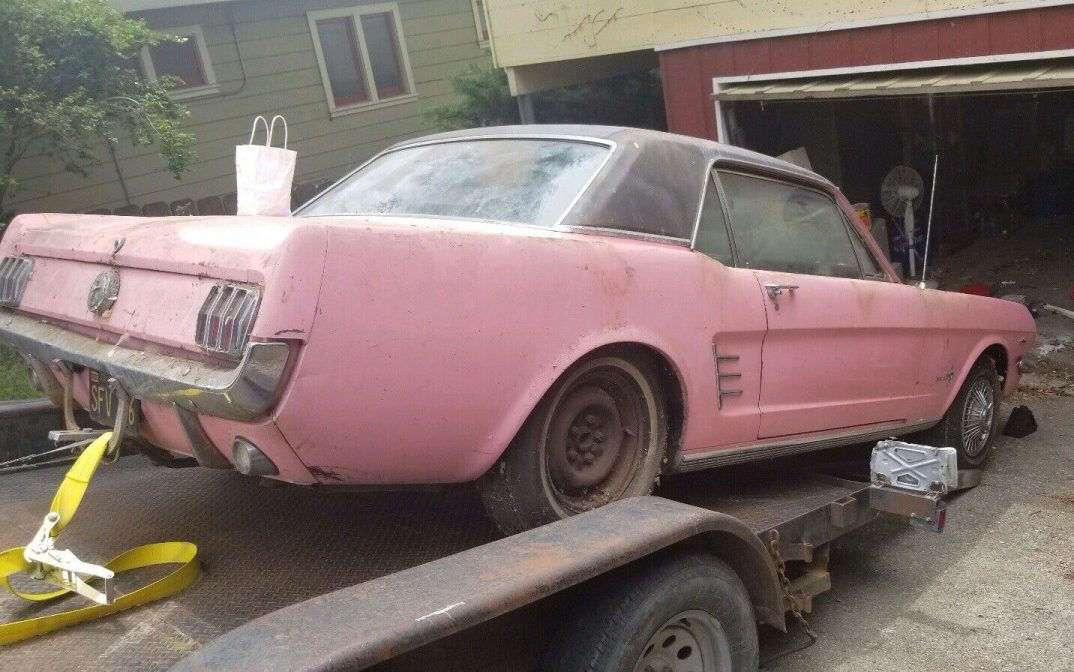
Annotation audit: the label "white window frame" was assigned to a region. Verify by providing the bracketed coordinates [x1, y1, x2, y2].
[471, 0, 489, 47]
[139, 25, 220, 101]
[307, 4, 417, 118]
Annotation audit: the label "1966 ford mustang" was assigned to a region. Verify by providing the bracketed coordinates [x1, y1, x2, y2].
[0, 126, 1035, 533]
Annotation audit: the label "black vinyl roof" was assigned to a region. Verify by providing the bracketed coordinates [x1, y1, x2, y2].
[393, 125, 827, 186]
[386, 125, 832, 239]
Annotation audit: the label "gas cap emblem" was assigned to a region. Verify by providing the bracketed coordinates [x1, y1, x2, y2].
[87, 269, 120, 316]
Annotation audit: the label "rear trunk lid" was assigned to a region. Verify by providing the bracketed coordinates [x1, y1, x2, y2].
[1, 213, 328, 357]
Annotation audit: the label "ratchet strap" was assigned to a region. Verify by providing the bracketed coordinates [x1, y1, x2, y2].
[0, 433, 200, 646]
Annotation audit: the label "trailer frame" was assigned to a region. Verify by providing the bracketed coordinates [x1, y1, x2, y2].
[173, 458, 949, 672]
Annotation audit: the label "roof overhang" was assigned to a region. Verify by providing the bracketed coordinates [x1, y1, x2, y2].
[109, 0, 237, 12]
[506, 50, 658, 96]
[713, 50, 1074, 102]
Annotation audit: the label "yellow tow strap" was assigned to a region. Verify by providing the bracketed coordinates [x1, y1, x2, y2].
[0, 433, 200, 646]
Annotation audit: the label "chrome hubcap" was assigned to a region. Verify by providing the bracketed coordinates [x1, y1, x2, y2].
[634, 610, 732, 672]
[961, 378, 995, 457]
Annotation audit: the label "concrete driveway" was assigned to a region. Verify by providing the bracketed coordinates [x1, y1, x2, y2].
[763, 395, 1074, 671]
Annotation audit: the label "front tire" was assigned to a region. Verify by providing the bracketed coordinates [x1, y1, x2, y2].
[542, 553, 758, 672]
[923, 358, 1002, 467]
[478, 350, 668, 535]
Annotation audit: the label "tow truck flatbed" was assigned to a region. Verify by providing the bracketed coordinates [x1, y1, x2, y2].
[0, 441, 941, 671]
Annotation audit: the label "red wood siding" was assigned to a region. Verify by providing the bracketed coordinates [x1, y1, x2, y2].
[660, 5, 1074, 139]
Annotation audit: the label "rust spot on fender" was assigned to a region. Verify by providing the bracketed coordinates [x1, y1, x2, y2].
[308, 465, 346, 482]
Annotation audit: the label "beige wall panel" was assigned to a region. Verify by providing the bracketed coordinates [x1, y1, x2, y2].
[486, 0, 1045, 67]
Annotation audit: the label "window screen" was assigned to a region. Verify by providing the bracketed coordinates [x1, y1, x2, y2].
[718, 171, 862, 279]
[694, 174, 734, 266]
[148, 37, 206, 88]
[360, 13, 406, 98]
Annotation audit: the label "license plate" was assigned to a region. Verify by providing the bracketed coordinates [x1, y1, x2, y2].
[87, 370, 139, 434]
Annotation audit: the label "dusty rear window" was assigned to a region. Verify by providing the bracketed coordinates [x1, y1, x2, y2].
[297, 139, 609, 226]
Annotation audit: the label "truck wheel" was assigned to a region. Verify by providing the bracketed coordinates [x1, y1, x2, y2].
[924, 358, 1001, 467]
[543, 553, 758, 672]
[478, 351, 667, 535]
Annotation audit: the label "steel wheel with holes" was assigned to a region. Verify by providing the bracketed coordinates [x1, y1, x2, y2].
[921, 358, 1002, 467]
[478, 350, 667, 536]
[542, 553, 757, 672]
[634, 610, 733, 672]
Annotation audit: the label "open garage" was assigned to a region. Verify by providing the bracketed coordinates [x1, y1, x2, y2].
[659, 5, 1074, 391]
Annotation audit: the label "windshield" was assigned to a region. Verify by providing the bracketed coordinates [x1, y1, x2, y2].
[298, 138, 610, 226]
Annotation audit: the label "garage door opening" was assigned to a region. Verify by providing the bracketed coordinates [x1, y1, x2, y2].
[712, 56, 1074, 393]
[713, 57, 1074, 282]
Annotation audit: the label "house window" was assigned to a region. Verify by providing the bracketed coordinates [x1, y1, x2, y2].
[314, 18, 369, 105]
[308, 4, 416, 115]
[471, 0, 489, 45]
[139, 25, 219, 100]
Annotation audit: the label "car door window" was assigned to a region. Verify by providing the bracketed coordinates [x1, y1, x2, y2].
[717, 171, 863, 279]
[693, 173, 734, 265]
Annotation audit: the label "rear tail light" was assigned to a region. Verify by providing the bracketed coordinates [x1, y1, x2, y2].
[196, 284, 261, 358]
[0, 256, 33, 307]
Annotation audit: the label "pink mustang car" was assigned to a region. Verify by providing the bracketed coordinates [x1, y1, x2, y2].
[0, 126, 1035, 533]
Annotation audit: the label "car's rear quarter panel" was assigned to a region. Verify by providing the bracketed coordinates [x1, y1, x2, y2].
[274, 218, 764, 484]
[0, 214, 331, 482]
[3, 214, 329, 350]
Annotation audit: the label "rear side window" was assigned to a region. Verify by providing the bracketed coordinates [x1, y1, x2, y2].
[716, 171, 862, 279]
[693, 173, 734, 266]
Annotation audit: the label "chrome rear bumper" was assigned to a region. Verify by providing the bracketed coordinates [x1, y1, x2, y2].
[0, 310, 288, 421]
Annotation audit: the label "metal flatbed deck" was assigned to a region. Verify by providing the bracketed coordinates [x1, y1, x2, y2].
[0, 449, 875, 671]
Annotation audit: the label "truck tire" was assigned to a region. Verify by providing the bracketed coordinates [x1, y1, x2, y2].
[478, 350, 667, 535]
[922, 357, 1002, 467]
[543, 552, 758, 672]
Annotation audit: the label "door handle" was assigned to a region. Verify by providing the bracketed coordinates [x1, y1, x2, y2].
[764, 283, 799, 299]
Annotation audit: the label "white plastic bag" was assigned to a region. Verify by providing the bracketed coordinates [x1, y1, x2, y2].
[236, 115, 296, 216]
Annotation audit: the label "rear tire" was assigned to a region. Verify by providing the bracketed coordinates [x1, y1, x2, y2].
[542, 553, 758, 672]
[478, 350, 667, 535]
[921, 358, 1002, 467]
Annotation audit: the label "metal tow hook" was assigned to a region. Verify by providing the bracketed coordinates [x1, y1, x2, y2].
[53, 360, 80, 431]
[45, 371, 134, 463]
[103, 378, 132, 462]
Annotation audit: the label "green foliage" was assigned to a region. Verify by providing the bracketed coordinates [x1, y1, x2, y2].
[0, 346, 37, 400]
[425, 65, 666, 132]
[0, 0, 196, 215]
[536, 70, 666, 130]
[424, 65, 520, 130]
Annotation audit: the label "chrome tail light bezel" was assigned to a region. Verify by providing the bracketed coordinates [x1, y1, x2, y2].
[0, 256, 33, 308]
[195, 283, 261, 358]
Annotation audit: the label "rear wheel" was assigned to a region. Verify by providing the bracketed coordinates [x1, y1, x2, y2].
[478, 350, 667, 535]
[922, 358, 1002, 467]
[542, 553, 758, 672]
